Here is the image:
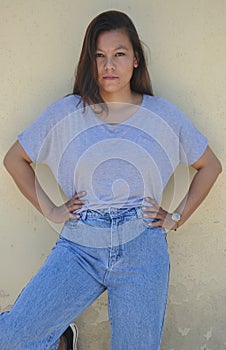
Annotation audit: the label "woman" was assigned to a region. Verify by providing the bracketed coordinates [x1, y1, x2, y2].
[0, 10, 221, 350]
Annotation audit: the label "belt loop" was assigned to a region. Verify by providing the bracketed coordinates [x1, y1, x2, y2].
[81, 210, 88, 220]
[135, 206, 142, 219]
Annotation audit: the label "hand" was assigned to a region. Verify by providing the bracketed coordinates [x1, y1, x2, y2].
[47, 191, 87, 224]
[142, 197, 177, 231]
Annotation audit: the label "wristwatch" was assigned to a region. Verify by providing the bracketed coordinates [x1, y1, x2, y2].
[171, 212, 181, 231]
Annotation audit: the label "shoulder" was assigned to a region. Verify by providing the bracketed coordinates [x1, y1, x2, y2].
[44, 94, 82, 116]
[31, 94, 83, 127]
[142, 95, 184, 119]
[142, 94, 195, 129]
[19, 94, 83, 137]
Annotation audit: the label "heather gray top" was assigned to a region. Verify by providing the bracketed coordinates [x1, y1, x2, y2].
[18, 94, 208, 211]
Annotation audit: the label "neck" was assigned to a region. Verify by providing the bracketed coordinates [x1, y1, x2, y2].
[100, 90, 142, 105]
[92, 92, 143, 124]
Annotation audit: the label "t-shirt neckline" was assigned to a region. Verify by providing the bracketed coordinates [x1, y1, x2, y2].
[88, 94, 147, 128]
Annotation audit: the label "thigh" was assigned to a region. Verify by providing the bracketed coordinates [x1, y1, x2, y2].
[0, 237, 105, 349]
[108, 228, 170, 350]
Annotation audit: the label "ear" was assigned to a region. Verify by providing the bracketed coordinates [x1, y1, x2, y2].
[133, 53, 139, 68]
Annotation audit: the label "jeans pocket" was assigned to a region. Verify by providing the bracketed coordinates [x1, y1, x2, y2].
[142, 218, 167, 236]
[66, 218, 79, 228]
[142, 218, 153, 228]
[142, 217, 160, 228]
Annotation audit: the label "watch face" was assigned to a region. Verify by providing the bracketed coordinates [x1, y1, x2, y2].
[172, 213, 181, 222]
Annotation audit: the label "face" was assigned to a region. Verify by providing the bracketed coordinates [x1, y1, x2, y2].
[95, 29, 138, 102]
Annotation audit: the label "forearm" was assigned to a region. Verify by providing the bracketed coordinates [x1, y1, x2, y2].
[176, 156, 222, 227]
[4, 155, 55, 219]
[4, 141, 87, 224]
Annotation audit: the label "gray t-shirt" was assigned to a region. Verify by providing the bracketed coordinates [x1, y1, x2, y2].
[18, 94, 208, 211]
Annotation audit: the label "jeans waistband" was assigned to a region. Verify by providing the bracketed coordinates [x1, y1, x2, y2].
[61, 206, 162, 248]
[79, 206, 143, 220]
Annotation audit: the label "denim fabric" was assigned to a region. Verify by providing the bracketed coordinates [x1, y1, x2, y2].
[61, 206, 164, 248]
[0, 207, 170, 350]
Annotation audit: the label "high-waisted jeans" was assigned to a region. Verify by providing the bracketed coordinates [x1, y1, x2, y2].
[0, 207, 170, 349]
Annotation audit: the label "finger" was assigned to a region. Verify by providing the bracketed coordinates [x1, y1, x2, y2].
[73, 191, 87, 199]
[67, 203, 84, 212]
[144, 197, 159, 209]
[142, 205, 158, 213]
[142, 208, 161, 218]
[70, 199, 88, 205]
[143, 212, 164, 220]
[148, 219, 163, 227]
[66, 198, 88, 208]
[142, 209, 157, 216]
[142, 203, 167, 216]
[68, 212, 80, 220]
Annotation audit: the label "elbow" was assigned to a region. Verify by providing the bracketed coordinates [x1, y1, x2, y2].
[3, 145, 22, 175]
[3, 151, 11, 171]
[3, 150, 15, 174]
[216, 158, 223, 176]
[3, 142, 32, 176]
[210, 157, 223, 181]
[3, 141, 31, 174]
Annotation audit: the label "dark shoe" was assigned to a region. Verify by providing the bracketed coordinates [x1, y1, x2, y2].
[63, 323, 78, 350]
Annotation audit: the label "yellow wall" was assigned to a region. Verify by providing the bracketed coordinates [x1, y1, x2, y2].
[0, 1, 225, 349]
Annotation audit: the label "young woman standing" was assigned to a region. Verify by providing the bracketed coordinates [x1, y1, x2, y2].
[0, 10, 221, 350]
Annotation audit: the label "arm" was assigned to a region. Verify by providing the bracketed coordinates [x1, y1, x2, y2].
[3, 141, 86, 223]
[142, 146, 222, 230]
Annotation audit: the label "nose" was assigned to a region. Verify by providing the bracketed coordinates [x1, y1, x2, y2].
[104, 56, 115, 70]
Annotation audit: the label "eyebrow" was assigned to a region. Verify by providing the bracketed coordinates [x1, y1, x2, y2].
[96, 45, 129, 51]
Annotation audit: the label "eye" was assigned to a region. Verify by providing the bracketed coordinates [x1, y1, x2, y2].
[95, 53, 104, 58]
[115, 52, 125, 57]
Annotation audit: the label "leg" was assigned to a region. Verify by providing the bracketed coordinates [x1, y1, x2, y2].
[107, 228, 170, 350]
[0, 237, 105, 349]
[58, 336, 67, 350]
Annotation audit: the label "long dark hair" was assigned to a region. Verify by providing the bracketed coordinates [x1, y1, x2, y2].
[73, 10, 153, 106]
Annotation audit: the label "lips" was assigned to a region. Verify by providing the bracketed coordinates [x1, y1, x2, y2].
[103, 76, 118, 80]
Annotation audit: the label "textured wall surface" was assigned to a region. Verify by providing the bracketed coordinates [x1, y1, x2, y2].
[0, 1, 225, 349]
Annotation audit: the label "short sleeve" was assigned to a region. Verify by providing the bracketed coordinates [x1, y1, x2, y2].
[153, 97, 208, 166]
[17, 95, 79, 163]
[178, 113, 208, 165]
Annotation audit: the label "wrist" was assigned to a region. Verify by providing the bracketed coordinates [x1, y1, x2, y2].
[42, 203, 58, 221]
[171, 212, 181, 231]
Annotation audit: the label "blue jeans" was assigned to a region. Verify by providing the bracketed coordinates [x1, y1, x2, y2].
[0, 207, 170, 349]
